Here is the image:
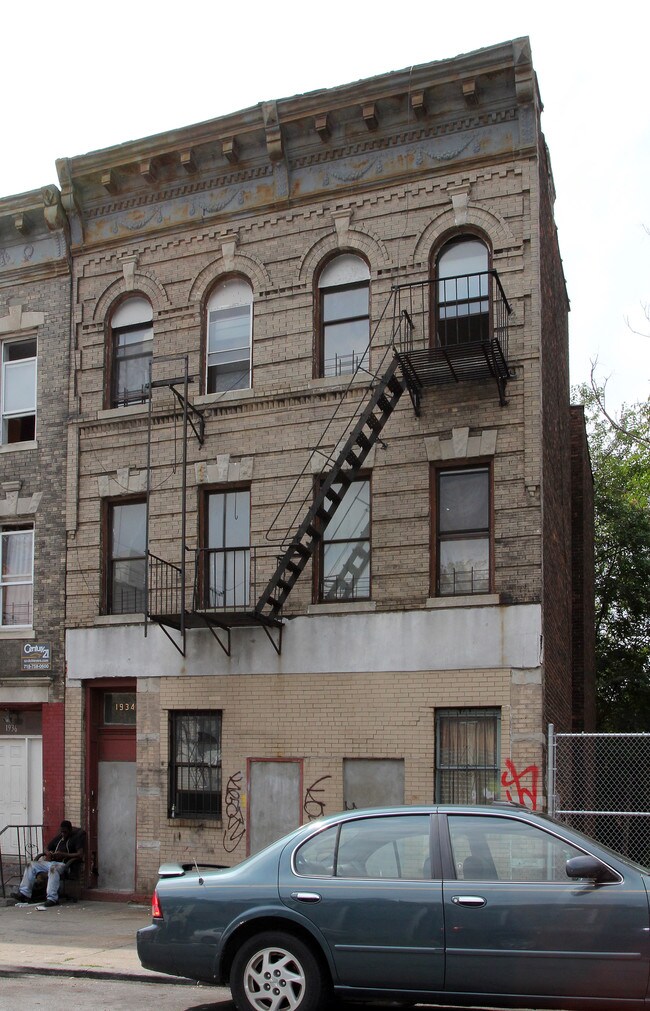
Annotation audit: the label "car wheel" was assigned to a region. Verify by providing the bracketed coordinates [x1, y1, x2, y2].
[231, 931, 326, 1011]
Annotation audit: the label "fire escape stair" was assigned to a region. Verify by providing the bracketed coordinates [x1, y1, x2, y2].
[255, 358, 406, 622]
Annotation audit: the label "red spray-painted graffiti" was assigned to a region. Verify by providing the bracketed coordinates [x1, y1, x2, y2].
[501, 758, 539, 810]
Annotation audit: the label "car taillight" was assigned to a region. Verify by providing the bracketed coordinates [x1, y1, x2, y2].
[152, 889, 163, 920]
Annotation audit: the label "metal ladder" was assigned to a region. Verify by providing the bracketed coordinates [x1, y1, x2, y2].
[255, 358, 405, 622]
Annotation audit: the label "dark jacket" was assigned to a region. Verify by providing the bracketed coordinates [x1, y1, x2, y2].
[46, 828, 86, 862]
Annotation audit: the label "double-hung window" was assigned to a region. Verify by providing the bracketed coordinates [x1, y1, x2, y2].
[107, 500, 146, 614]
[204, 489, 250, 609]
[110, 297, 153, 408]
[435, 707, 500, 804]
[318, 255, 370, 377]
[435, 236, 490, 346]
[206, 279, 252, 393]
[1, 338, 36, 444]
[169, 710, 222, 820]
[319, 478, 370, 601]
[435, 465, 490, 596]
[1, 525, 34, 627]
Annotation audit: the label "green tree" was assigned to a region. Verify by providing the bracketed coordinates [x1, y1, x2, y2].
[577, 386, 650, 729]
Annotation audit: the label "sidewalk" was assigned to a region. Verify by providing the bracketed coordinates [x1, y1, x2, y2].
[0, 895, 192, 984]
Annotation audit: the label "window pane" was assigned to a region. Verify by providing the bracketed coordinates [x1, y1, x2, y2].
[112, 503, 146, 559]
[321, 480, 370, 601]
[439, 470, 488, 532]
[104, 692, 137, 725]
[2, 583, 32, 626]
[206, 492, 250, 608]
[3, 359, 36, 414]
[319, 255, 369, 288]
[323, 319, 369, 378]
[3, 339, 36, 363]
[323, 541, 370, 600]
[448, 815, 583, 883]
[327, 482, 369, 541]
[111, 558, 146, 613]
[323, 286, 368, 322]
[208, 491, 250, 549]
[112, 297, 152, 328]
[295, 826, 337, 876]
[439, 538, 489, 595]
[438, 239, 488, 279]
[110, 503, 146, 614]
[2, 531, 33, 579]
[116, 328, 152, 351]
[337, 815, 430, 880]
[208, 305, 251, 352]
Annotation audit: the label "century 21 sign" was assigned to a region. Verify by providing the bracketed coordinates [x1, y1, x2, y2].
[21, 643, 51, 671]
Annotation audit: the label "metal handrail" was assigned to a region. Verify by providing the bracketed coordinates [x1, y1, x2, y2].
[0, 823, 43, 898]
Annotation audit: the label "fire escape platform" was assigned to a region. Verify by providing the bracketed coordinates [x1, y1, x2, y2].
[148, 609, 282, 632]
[395, 339, 511, 410]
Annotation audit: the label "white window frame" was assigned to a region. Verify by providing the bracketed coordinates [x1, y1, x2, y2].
[206, 279, 253, 394]
[319, 254, 370, 378]
[0, 525, 34, 628]
[1, 337, 37, 445]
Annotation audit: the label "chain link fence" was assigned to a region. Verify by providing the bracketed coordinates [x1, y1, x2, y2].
[548, 729, 650, 865]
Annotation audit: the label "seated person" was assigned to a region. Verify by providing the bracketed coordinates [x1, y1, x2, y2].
[12, 820, 86, 907]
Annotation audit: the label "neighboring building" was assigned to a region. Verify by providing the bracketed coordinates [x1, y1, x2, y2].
[0, 186, 70, 843]
[58, 37, 594, 897]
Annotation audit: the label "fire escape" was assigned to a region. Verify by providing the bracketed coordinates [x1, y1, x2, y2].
[144, 269, 512, 656]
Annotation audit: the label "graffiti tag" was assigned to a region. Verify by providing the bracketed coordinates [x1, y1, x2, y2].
[223, 771, 246, 852]
[501, 758, 539, 810]
[303, 775, 331, 820]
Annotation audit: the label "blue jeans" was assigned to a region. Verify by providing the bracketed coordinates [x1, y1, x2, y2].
[19, 860, 67, 902]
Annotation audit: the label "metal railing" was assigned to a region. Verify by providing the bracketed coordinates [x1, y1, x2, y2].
[392, 269, 511, 360]
[194, 547, 251, 611]
[147, 552, 184, 617]
[0, 824, 43, 898]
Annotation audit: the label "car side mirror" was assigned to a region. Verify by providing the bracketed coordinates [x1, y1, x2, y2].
[565, 855, 617, 883]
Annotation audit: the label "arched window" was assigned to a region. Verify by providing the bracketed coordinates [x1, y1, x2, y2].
[206, 278, 252, 394]
[435, 237, 490, 345]
[318, 254, 369, 377]
[110, 297, 153, 408]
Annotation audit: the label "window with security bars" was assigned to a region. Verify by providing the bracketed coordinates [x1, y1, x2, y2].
[169, 711, 222, 820]
[435, 708, 500, 804]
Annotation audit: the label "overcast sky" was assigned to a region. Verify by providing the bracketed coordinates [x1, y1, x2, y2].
[3, 1, 648, 411]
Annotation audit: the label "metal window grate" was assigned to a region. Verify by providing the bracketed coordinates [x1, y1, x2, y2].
[170, 711, 222, 820]
[435, 708, 500, 804]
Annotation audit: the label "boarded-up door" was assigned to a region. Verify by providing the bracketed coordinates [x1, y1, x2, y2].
[248, 760, 302, 855]
[87, 685, 136, 892]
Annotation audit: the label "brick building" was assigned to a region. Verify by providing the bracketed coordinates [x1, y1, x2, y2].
[0, 186, 70, 843]
[56, 37, 593, 896]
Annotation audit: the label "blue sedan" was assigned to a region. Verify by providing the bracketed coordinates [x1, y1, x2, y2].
[137, 804, 650, 1011]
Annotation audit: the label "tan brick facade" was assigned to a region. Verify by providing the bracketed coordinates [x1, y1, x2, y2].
[51, 38, 594, 894]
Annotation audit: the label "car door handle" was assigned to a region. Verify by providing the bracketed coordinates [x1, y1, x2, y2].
[451, 895, 487, 907]
[290, 891, 322, 903]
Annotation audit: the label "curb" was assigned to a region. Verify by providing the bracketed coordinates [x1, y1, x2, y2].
[0, 964, 199, 985]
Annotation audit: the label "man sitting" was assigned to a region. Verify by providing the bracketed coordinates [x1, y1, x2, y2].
[12, 820, 86, 907]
